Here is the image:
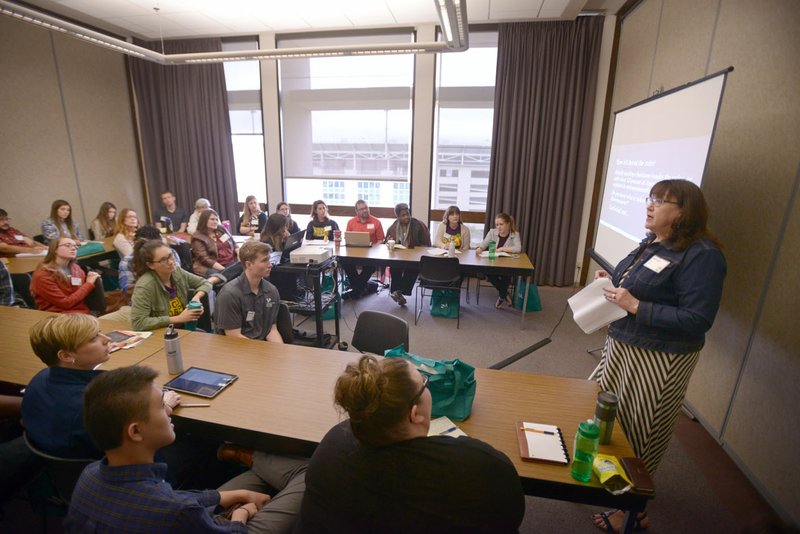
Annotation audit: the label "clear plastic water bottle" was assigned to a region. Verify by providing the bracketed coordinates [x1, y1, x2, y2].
[571, 420, 599, 482]
[488, 240, 496, 260]
[448, 240, 456, 257]
[164, 324, 184, 375]
[185, 300, 202, 331]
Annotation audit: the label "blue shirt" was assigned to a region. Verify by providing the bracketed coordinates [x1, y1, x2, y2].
[608, 237, 726, 354]
[66, 460, 247, 533]
[22, 367, 104, 459]
[0, 261, 15, 306]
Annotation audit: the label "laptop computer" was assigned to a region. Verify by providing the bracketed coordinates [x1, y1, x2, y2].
[270, 229, 306, 265]
[344, 231, 372, 247]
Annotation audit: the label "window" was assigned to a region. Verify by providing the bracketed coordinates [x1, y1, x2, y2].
[392, 182, 410, 206]
[322, 180, 345, 203]
[432, 32, 498, 214]
[278, 32, 414, 208]
[222, 39, 266, 205]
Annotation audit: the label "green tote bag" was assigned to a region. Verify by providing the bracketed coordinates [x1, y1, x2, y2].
[384, 345, 476, 421]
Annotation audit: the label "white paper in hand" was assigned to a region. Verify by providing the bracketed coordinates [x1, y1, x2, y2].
[568, 278, 628, 334]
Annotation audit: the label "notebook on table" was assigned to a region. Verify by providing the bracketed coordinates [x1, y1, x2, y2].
[516, 421, 569, 465]
[344, 231, 372, 247]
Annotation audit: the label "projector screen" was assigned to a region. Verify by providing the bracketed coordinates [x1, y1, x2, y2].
[591, 69, 730, 270]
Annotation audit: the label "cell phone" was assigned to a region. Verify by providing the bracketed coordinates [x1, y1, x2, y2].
[620, 456, 655, 495]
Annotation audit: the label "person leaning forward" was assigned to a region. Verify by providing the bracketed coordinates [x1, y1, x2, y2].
[215, 241, 283, 343]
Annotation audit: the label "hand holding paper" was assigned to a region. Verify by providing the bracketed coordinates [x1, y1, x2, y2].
[568, 278, 628, 334]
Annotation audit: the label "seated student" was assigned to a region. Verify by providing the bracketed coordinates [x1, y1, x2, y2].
[295, 354, 525, 533]
[21, 314, 182, 459]
[153, 191, 190, 234]
[343, 200, 384, 299]
[260, 213, 290, 251]
[191, 209, 242, 282]
[186, 198, 211, 234]
[305, 200, 339, 241]
[112, 208, 140, 258]
[41, 199, 84, 244]
[276, 202, 301, 235]
[0, 261, 17, 307]
[130, 240, 210, 331]
[215, 241, 283, 343]
[0, 208, 47, 257]
[475, 212, 522, 309]
[89, 202, 117, 240]
[238, 195, 268, 237]
[30, 237, 103, 314]
[384, 203, 431, 306]
[67, 365, 309, 533]
[119, 225, 184, 293]
[435, 205, 471, 251]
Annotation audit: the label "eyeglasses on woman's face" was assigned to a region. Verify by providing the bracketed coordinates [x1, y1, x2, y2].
[150, 253, 176, 266]
[58, 242, 78, 249]
[408, 373, 430, 409]
[645, 196, 680, 207]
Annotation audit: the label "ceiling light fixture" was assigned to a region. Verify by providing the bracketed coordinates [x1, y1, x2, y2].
[0, 0, 468, 64]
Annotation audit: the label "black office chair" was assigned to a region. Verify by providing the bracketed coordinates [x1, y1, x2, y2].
[351, 310, 409, 355]
[33, 234, 46, 244]
[414, 256, 462, 328]
[11, 272, 36, 308]
[276, 302, 295, 344]
[23, 432, 93, 505]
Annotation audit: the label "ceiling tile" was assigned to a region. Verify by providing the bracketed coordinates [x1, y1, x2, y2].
[489, 0, 544, 19]
[466, 0, 491, 22]
[384, 0, 437, 25]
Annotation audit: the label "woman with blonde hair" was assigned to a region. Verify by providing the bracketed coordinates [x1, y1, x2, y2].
[238, 195, 267, 237]
[41, 199, 84, 244]
[30, 237, 103, 314]
[90, 202, 117, 240]
[435, 205, 471, 251]
[296, 354, 524, 533]
[112, 208, 140, 257]
[475, 212, 522, 308]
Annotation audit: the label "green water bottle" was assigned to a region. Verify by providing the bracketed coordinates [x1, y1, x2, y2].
[571, 420, 599, 482]
[185, 300, 202, 331]
[488, 240, 496, 260]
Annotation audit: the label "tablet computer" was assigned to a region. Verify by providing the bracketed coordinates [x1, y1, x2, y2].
[163, 367, 238, 398]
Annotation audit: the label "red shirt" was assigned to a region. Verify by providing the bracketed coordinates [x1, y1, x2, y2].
[0, 226, 34, 257]
[346, 215, 385, 244]
[30, 263, 95, 314]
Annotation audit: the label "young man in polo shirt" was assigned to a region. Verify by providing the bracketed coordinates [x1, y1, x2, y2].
[343, 200, 384, 299]
[0, 209, 47, 257]
[215, 240, 283, 343]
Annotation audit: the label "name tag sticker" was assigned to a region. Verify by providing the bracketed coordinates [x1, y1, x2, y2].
[219, 233, 230, 243]
[367, 224, 374, 230]
[644, 255, 670, 273]
[70, 276, 82, 286]
[14, 235, 25, 241]
[246, 311, 256, 322]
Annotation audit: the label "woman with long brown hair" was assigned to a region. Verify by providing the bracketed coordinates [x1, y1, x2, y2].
[90, 202, 117, 240]
[191, 209, 240, 279]
[475, 212, 522, 308]
[41, 199, 84, 244]
[112, 208, 140, 257]
[30, 237, 102, 313]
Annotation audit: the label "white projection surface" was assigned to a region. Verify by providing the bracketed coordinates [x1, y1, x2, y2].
[593, 71, 728, 268]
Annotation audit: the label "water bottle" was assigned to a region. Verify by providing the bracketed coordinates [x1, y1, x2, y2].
[488, 240, 496, 260]
[448, 240, 456, 257]
[184, 300, 202, 331]
[571, 420, 599, 482]
[164, 324, 184, 375]
[594, 391, 619, 445]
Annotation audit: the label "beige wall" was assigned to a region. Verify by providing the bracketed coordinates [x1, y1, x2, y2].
[0, 17, 144, 238]
[602, 0, 800, 523]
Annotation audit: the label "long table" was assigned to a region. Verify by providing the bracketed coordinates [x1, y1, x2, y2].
[135, 330, 651, 531]
[335, 243, 536, 327]
[5, 236, 118, 275]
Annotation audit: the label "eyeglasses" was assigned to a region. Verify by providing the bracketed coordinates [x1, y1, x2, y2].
[58, 243, 78, 249]
[645, 196, 681, 207]
[408, 373, 429, 408]
[152, 255, 176, 265]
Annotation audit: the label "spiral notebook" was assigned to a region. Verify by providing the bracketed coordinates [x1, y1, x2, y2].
[516, 421, 570, 465]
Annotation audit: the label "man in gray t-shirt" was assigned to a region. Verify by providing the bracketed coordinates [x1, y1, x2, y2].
[215, 241, 283, 342]
[153, 191, 190, 233]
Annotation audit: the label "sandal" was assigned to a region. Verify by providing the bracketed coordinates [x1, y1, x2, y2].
[504, 294, 514, 307]
[591, 510, 649, 533]
[495, 297, 504, 309]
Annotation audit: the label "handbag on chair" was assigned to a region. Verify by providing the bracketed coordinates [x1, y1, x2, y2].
[384, 345, 476, 421]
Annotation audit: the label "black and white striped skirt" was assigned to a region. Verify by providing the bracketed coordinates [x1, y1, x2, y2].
[590, 336, 700, 474]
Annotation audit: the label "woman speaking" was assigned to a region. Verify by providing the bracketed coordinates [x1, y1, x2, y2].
[591, 179, 726, 533]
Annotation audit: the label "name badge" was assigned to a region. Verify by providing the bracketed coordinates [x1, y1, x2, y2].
[246, 311, 256, 322]
[644, 255, 670, 273]
[14, 235, 25, 241]
[367, 224, 374, 230]
[219, 233, 230, 243]
[70, 276, 82, 286]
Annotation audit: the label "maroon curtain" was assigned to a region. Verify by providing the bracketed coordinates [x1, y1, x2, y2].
[129, 39, 238, 226]
[486, 18, 603, 286]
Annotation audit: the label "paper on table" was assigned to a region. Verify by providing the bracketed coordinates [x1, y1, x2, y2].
[425, 248, 461, 256]
[568, 277, 628, 334]
[393, 244, 407, 250]
[15, 251, 47, 257]
[478, 251, 510, 258]
[428, 416, 467, 437]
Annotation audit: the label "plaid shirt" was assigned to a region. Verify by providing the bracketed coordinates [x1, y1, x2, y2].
[0, 262, 15, 306]
[119, 249, 181, 291]
[66, 460, 247, 533]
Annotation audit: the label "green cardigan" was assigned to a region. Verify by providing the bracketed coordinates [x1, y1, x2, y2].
[131, 269, 212, 331]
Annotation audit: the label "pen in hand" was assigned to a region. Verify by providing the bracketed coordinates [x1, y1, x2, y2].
[179, 403, 211, 408]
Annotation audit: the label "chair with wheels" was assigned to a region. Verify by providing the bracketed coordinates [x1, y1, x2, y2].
[351, 310, 409, 355]
[414, 256, 462, 328]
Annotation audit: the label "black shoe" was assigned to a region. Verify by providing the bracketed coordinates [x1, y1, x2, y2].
[390, 290, 407, 306]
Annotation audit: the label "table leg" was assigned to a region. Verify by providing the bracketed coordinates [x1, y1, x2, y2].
[313, 273, 324, 347]
[520, 274, 530, 330]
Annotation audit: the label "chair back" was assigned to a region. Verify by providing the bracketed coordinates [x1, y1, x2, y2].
[352, 310, 409, 354]
[419, 256, 461, 285]
[23, 432, 93, 503]
[277, 302, 295, 344]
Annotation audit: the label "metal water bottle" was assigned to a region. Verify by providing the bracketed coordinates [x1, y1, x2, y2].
[164, 324, 184, 375]
[594, 391, 619, 445]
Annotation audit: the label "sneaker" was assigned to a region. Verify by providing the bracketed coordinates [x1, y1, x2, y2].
[391, 290, 407, 306]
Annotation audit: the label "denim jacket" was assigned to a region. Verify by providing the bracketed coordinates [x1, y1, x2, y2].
[608, 237, 726, 354]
